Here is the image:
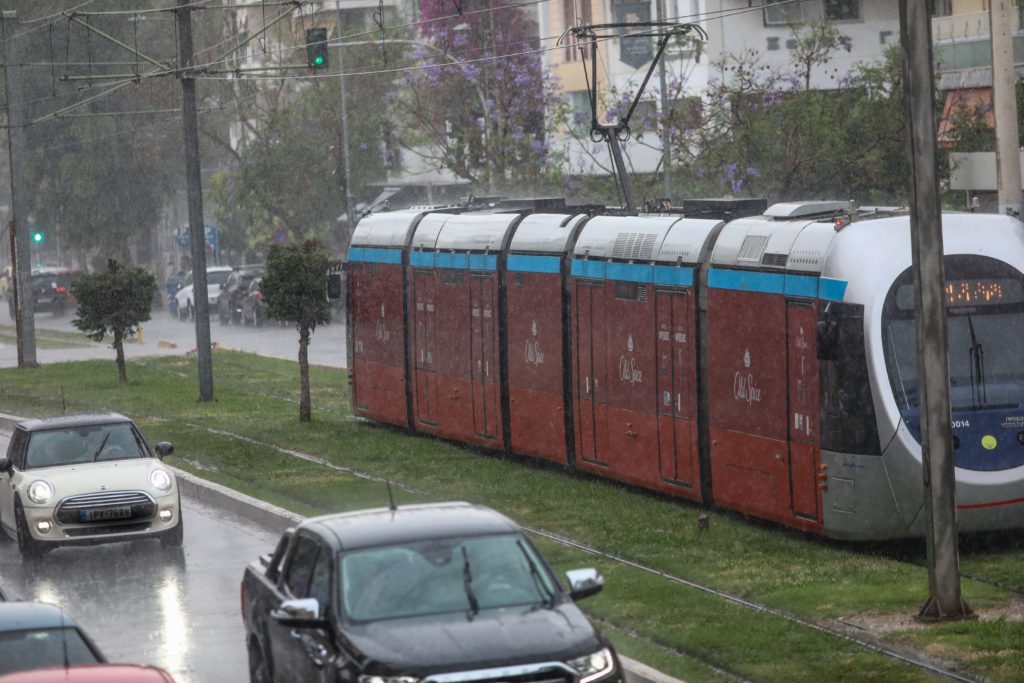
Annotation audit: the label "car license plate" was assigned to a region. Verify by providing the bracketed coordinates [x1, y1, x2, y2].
[80, 506, 132, 523]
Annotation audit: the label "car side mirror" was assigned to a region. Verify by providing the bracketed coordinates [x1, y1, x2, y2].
[271, 598, 329, 629]
[155, 442, 174, 460]
[566, 568, 604, 601]
[0, 457, 11, 474]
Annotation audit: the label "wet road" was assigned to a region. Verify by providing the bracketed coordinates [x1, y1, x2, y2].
[0, 308, 348, 369]
[0, 431, 280, 683]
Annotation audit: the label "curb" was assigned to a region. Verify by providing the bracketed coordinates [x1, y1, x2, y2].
[0, 411, 683, 683]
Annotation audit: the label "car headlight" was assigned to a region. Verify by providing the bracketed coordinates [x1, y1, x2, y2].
[359, 676, 419, 683]
[568, 647, 615, 683]
[149, 468, 173, 492]
[27, 479, 54, 505]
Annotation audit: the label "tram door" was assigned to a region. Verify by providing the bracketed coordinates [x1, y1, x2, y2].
[786, 300, 819, 520]
[349, 263, 366, 410]
[470, 274, 498, 438]
[575, 281, 608, 466]
[413, 270, 438, 426]
[655, 291, 694, 487]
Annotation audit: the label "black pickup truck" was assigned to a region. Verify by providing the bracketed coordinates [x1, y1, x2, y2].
[241, 502, 623, 683]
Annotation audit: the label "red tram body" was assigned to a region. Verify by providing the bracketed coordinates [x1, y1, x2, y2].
[346, 202, 1024, 540]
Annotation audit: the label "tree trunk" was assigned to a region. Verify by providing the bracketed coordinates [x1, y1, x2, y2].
[298, 325, 311, 422]
[114, 333, 127, 384]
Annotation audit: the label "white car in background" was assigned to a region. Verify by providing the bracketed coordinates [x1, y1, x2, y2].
[0, 413, 182, 558]
[174, 265, 233, 321]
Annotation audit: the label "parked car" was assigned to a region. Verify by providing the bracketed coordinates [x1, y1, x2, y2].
[0, 602, 106, 676]
[241, 501, 621, 683]
[5, 268, 84, 319]
[0, 664, 178, 682]
[174, 266, 233, 321]
[240, 277, 267, 327]
[0, 413, 182, 558]
[218, 265, 264, 325]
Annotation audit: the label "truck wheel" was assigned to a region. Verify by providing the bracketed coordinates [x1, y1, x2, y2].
[248, 640, 271, 683]
[15, 500, 44, 560]
[161, 516, 184, 549]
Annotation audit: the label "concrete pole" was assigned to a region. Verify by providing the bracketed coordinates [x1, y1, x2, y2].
[177, 0, 214, 401]
[1, 11, 37, 368]
[336, 3, 356, 231]
[990, 0, 1023, 217]
[898, 0, 972, 622]
[656, 0, 673, 201]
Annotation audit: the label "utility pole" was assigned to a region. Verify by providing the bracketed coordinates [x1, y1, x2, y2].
[898, 0, 972, 622]
[2, 11, 37, 368]
[336, 3, 355, 230]
[989, 0, 1023, 217]
[655, 0, 673, 201]
[177, 0, 214, 402]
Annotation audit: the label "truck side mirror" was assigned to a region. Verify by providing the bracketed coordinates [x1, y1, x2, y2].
[566, 568, 604, 601]
[271, 598, 329, 629]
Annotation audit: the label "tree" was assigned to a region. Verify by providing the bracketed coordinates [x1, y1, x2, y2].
[389, 0, 560, 193]
[70, 261, 158, 384]
[261, 241, 333, 422]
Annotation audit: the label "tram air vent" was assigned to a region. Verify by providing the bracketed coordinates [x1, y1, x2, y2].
[737, 234, 770, 263]
[612, 233, 658, 260]
[760, 252, 788, 267]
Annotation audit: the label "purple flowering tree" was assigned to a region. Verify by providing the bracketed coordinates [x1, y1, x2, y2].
[390, 0, 561, 192]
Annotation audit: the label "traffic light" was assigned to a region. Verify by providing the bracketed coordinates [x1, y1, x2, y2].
[31, 230, 43, 244]
[306, 28, 328, 69]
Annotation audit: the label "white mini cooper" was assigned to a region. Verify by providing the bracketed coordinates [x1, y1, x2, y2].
[0, 413, 182, 558]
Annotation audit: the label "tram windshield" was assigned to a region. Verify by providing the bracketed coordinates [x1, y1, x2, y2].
[883, 256, 1024, 412]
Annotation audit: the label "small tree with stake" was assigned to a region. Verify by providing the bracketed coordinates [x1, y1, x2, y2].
[70, 260, 158, 384]
[262, 240, 332, 422]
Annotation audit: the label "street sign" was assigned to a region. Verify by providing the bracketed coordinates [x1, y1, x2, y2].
[176, 225, 218, 247]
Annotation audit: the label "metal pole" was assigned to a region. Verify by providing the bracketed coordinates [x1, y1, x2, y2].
[177, 0, 214, 402]
[898, 0, 972, 622]
[656, 0, 672, 201]
[2, 11, 37, 368]
[989, 0, 1023, 217]
[336, 3, 355, 229]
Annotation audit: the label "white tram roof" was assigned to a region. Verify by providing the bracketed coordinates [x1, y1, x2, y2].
[573, 215, 722, 264]
[508, 214, 587, 254]
[350, 210, 428, 249]
[712, 202, 847, 273]
[436, 213, 520, 252]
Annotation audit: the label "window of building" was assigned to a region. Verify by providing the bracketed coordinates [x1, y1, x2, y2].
[764, 0, 806, 26]
[824, 0, 861, 21]
[563, 0, 592, 61]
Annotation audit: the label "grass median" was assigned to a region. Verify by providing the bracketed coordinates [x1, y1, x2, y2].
[0, 353, 1021, 682]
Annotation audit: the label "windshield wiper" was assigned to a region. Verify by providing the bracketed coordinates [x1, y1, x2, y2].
[461, 546, 479, 620]
[967, 315, 987, 410]
[516, 539, 555, 608]
[90, 433, 111, 463]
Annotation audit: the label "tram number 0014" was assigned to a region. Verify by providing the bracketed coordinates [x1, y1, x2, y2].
[951, 419, 971, 429]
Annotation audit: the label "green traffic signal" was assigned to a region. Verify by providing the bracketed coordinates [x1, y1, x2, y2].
[32, 231, 43, 244]
[314, 55, 324, 66]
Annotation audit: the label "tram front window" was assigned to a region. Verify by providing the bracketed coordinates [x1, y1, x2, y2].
[883, 256, 1024, 413]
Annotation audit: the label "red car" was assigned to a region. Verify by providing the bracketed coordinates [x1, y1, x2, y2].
[0, 665, 176, 682]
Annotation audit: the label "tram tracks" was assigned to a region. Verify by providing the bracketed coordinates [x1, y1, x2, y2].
[155, 418, 981, 683]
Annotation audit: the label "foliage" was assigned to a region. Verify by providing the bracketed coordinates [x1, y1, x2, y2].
[388, 1, 561, 193]
[70, 260, 157, 383]
[261, 241, 332, 421]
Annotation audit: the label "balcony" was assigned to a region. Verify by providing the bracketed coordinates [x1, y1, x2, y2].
[931, 10, 1024, 89]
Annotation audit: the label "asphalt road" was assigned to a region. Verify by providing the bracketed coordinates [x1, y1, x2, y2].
[0, 431, 280, 683]
[0, 308, 348, 369]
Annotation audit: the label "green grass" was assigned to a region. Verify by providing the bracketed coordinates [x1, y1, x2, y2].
[0, 324, 95, 349]
[1, 354, 1022, 682]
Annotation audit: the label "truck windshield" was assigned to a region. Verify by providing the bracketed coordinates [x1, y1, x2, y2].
[882, 255, 1024, 412]
[340, 533, 557, 622]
